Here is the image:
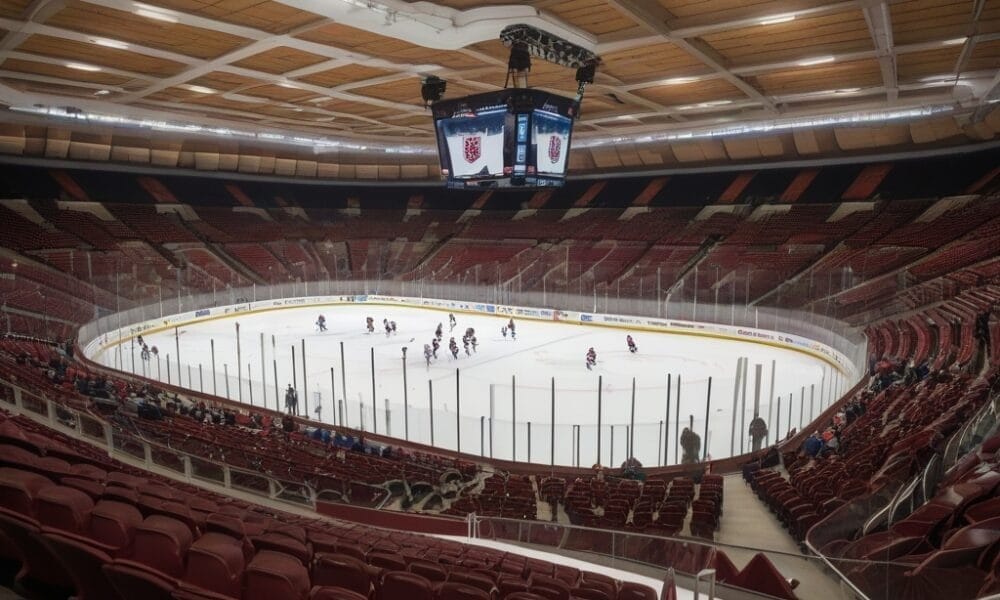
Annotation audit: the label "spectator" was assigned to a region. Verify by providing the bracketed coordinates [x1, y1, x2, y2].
[749, 415, 768, 451]
[803, 432, 823, 458]
[680, 427, 701, 464]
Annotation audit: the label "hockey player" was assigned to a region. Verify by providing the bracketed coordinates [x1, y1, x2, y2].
[435, 323, 443, 340]
[424, 344, 433, 367]
[465, 327, 475, 339]
[316, 315, 327, 332]
[449, 337, 459, 359]
[508, 318, 516, 340]
[140, 344, 150, 362]
[626, 335, 637, 353]
[449, 313, 457, 332]
[471, 335, 478, 353]
[366, 317, 375, 334]
[586, 347, 597, 370]
[384, 319, 392, 337]
[501, 326, 508, 339]
[137, 334, 144, 347]
[390, 321, 397, 335]
[463, 335, 471, 356]
[431, 338, 440, 359]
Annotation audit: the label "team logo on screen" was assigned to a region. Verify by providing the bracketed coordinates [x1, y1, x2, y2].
[548, 135, 562, 163]
[463, 136, 481, 163]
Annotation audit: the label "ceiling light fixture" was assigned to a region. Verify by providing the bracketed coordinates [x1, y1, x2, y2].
[183, 85, 216, 94]
[942, 37, 967, 45]
[92, 38, 129, 50]
[66, 62, 101, 72]
[94, 89, 111, 96]
[797, 56, 835, 67]
[134, 4, 179, 23]
[277, 81, 299, 89]
[760, 13, 796, 25]
[661, 76, 698, 85]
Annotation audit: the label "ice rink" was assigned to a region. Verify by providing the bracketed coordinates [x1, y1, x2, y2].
[91, 304, 850, 467]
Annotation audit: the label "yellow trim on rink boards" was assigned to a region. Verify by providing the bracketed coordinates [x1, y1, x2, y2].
[93, 299, 854, 376]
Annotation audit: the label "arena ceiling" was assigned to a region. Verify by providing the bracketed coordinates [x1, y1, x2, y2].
[0, 0, 998, 178]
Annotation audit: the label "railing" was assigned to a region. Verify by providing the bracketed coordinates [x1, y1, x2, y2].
[468, 515, 906, 600]
[0, 374, 398, 512]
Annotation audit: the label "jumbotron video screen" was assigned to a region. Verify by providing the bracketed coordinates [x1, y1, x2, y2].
[432, 89, 577, 189]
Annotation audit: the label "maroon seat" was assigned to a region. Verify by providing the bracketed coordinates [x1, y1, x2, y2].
[570, 587, 610, 600]
[313, 552, 373, 597]
[41, 529, 123, 600]
[505, 594, 548, 600]
[171, 582, 238, 599]
[33, 484, 94, 533]
[130, 515, 194, 577]
[103, 484, 140, 506]
[438, 581, 490, 600]
[449, 569, 495, 594]
[69, 463, 107, 482]
[103, 559, 178, 600]
[89, 500, 144, 550]
[367, 550, 407, 571]
[244, 550, 311, 600]
[409, 559, 448, 582]
[310, 586, 369, 600]
[252, 531, 312, 565]
[378, 570, 433, 600]
[0, 467, 52, 514]
[61, 476, 105, 500]
[205, 512, 246, 539]
[616, 581, 657, 600]
[184, 532, 246, 598]
[729, 554, 796, 600]
[0, 508, 74, 596]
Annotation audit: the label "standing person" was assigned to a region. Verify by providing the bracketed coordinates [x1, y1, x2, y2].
[366, 317, 375, 334]
[586, 347, 597, 370]
[449, 337, 459, 359]
[471, 335, 478, 353]
[435, 323, 443, 340]
[316, 315, 327, 332]
[431, 337, 440, 359]
[626, 335, 637, 353]
[508, 318, 516, 340]
[501, 326, 508, 340]
[462, 335, 471, 356]
[424, 344, 433, 367]
[284, 384, 298, 415]
[390, 321, 397, 335]
[749, 415, 768, 452]
[449, 313, 457, 332]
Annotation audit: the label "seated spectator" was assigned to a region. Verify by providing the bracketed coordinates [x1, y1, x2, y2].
[803, 432, 823, 457]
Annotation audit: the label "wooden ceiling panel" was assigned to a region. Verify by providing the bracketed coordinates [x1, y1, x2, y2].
[314, 98, 399, 120]
[14, 34, 188, 78]
[701, 8, 873, 67]
[44, 0, 251, 59]
[752, 58, 882, 95]
[352, 76, 485, 107]
[135, 0, 324, 34]
[657, 0, 808, 20]
[632, 78, 744, 105]
[0, 78, 107, 98]
[187, 71, 264, 92]
[230, 46, 328, 75]
[896, 46, 963, 82]
[966, 39, 1000, 72]
[0, 0, 30, 19]
[541, 0, 637, 35]
[0, 57, 133, 86]
[239, 84, 322, 102]
[601, 42, 704, 84]
[890, 0, 977, 45]
[298, 64, 398, 88]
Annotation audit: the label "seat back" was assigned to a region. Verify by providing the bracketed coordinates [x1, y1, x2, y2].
[313, 552, 373, 596]
[184, 532, 246, 597]
[103, 559, 177, 600]
[41, 530, 122, 600]
[0, 467, 52, 515]
[33, 485, 94, 533]
[437, 581, 489, 600]
[131, 515, 194, 577]
[378, 570, 433, 600]
[244, 550, 310, 600]
[89, 500, 144, 549]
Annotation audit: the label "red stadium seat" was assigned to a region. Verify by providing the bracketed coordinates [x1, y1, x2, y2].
[312, 552, 373, 597]
[244, 550, 311, 600]
[104, 559, 178, 600]
[184, 532, 246, 597]
[41, 529, 123, 600]
[378, 571, 433, 600]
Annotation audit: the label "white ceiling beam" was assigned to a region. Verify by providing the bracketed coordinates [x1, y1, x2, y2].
[1, 50, 152, 81]
[860, 0, 898, 101]
[606, 0, 778, 112]
[0, 18, 201, 65]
